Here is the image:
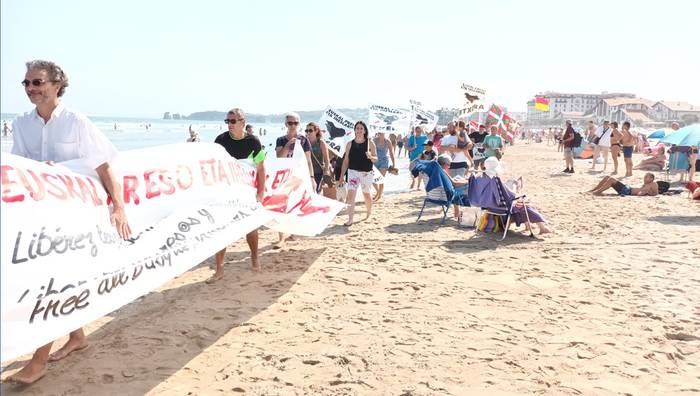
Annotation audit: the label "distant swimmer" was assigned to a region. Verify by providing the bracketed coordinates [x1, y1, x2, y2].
[3, 121, 10, 136]
[246, 124, 254, 136]
[113, 122, 117, 130]
[187, 124, 200, 142]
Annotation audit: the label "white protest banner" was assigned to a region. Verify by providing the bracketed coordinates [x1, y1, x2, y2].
[318, 106, 355, 157]
[413, 107, 439, 132]
[368, 104, 412, 137]
[1, 143, 342, 361]
[261, 155, 345, 236]
[459, 83, 488, 118]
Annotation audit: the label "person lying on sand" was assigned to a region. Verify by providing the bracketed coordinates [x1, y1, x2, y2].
[634, 146, 666, 171]
[588, 173, 658, 196]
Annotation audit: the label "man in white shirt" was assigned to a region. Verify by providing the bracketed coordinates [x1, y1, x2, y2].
[591, 120, 611, 171]
[9, 60, 131, 385]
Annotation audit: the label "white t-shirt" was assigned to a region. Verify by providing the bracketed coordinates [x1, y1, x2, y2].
[595, 126, 612, 147]
[11, 102, 117, 168]
[441, 134, 469, 163]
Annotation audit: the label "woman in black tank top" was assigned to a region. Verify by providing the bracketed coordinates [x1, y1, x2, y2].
[339, 121, 377, 226]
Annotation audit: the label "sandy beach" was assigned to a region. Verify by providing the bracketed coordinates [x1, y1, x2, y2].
[2, 143, 699, 395]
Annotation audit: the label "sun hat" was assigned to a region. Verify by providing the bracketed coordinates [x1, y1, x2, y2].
[484, 157, 504, 177]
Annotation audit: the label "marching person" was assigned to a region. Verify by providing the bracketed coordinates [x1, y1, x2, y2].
[208, 108, 266, 282]
[339, 121, 377, 226]
[8, 59, 132, 384]
[274, 112, 315, 247]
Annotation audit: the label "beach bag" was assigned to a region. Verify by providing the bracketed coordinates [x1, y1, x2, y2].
[477, 213, 503, 233]
[459, 208, 481, 228]
[593, 128, 609, 145]
[656, 181, 670, 194]
[322, 174, 336, 188]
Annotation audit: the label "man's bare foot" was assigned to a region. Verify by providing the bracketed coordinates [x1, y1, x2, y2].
[251, 259, 261, 272]
[205, 272, 224, 284]
[539, 225, 552, 234]
[343, 220, 353, 226]
[48, 338, 88, 362]
[7, 362, 47, 385]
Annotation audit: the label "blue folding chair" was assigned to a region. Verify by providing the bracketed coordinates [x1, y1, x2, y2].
[412, 160, 469, 224]
[467, 174, 534, 241]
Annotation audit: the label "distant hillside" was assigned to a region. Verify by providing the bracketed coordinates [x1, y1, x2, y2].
[172, 108, 370, 123]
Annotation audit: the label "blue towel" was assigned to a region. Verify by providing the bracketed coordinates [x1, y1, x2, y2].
[412, 160, 455, 202]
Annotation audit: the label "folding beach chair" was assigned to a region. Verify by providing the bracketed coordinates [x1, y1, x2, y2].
[665, 150, 690, 182]
[467, 174, 534, 241]
[411, 160, 469, 224]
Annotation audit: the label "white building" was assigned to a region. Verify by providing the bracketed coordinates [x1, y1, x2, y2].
[526, 91, 635, 125]
[651, 101, 700, 125]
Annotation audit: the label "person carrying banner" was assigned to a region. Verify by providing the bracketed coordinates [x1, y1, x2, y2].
[274, 112, 315, 247]
[208, 108, 266, 282]
[8, 60, 132, 385]
[339, 121, 377, 226]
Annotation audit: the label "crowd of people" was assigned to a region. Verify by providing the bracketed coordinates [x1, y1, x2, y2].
[543, 119, 698, 199]
[5, 58, 697, 385]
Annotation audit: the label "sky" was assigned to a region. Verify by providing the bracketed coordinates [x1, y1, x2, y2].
[2, 0, 699, 117]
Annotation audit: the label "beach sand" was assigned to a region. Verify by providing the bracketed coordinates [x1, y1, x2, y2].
[2, 143, 699, 395]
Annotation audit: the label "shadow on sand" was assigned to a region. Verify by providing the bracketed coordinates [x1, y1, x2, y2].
[647, 215, 700, 226]
[1, 248, 325, 395]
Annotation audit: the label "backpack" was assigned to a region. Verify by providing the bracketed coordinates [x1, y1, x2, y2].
[656, 181, 670, 194]
[572, 131, 583, 147]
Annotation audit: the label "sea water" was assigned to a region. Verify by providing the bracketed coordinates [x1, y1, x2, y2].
[0, 114, 412, 196]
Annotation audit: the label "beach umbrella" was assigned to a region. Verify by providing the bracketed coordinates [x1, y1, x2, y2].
[648, 129, 666, 138]
[660, 124, 700, 146]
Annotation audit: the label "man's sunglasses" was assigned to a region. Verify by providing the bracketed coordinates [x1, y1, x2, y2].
[286, 121, 300, 126]
[224, 118, 245, 124]
[21, 79, 48, 87]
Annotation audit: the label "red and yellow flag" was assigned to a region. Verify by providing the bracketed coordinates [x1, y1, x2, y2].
[535, 97, 549, 111]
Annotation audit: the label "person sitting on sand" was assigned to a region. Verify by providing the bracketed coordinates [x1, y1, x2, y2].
[686, 182, 700, 200]
[588, 173, 659, 196]
[634, 146, 666, 171]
